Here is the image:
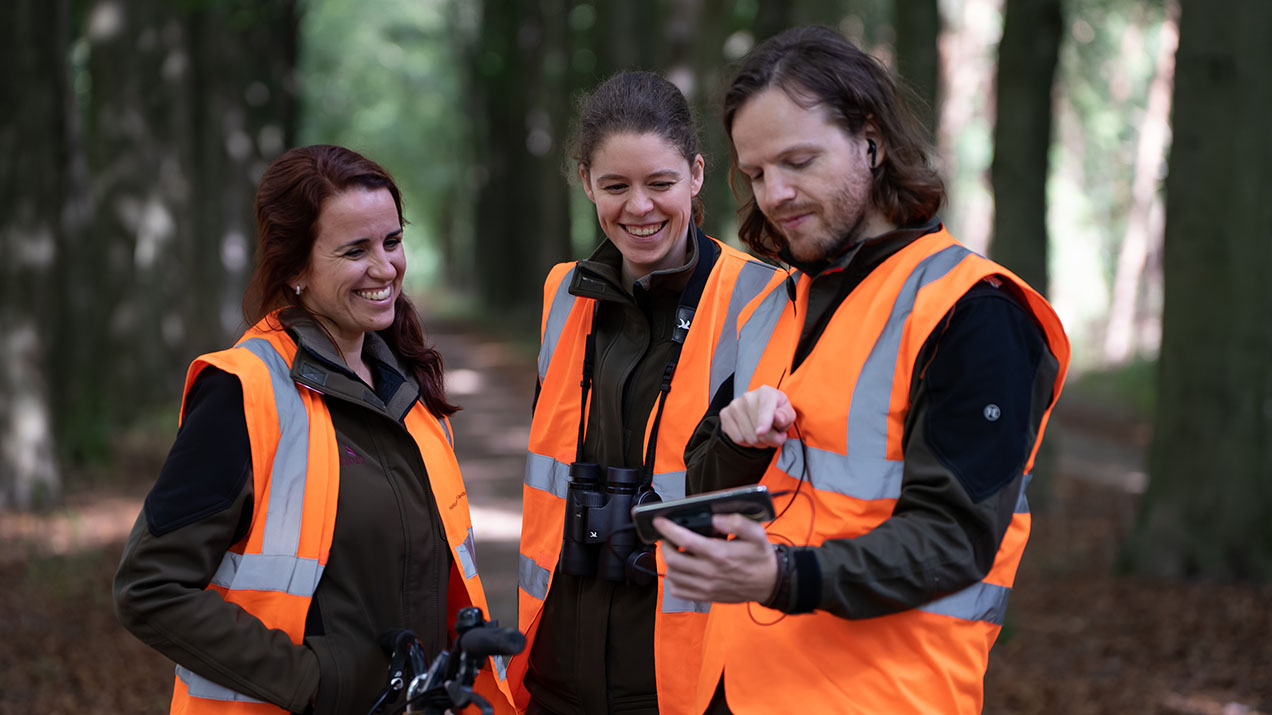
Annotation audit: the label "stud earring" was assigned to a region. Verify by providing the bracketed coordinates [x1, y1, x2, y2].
[294, 285, 303, 296]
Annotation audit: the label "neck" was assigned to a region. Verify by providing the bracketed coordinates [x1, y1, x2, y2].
[318, 318, 371, 385]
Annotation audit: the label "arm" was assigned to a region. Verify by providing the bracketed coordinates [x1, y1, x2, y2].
[114, 368, 320, 712]
[663, 285, 1058, 618]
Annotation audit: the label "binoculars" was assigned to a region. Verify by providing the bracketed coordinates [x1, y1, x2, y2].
[560, 462, 660, 585]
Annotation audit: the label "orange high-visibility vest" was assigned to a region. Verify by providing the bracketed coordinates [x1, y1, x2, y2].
[168, 318, 513, 715]
[693, 228, 1070, 715]
[507, 238, 783, 714]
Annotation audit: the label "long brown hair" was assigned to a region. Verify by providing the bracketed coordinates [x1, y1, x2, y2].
[244, 144, 457, 417]
[566, 71, 706, 225]
[723, 25, 945, 259]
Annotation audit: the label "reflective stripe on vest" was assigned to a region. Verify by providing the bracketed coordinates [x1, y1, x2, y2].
[240, 338, 313, 563]
[734, 280, 789, 400]
[519, 553, 551, 601]
[176, 336, 320, 708]
[439, 415, 453, 448]
[538, 265, 578, 381]
[176, 666, 264, 704]
[709, 261, 784, 401]
[456, 527, 479, 579]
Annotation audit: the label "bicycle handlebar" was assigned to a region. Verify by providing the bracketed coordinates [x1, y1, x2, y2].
[454, 624, 526, 662]
[369, 607, 524, 715]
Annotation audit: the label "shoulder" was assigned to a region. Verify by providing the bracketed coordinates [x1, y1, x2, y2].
[544, 261, 579, 290]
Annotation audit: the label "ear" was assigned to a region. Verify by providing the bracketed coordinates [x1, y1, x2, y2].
[862, 121, 884, 168]
[689, 154, 705, 197]
[580, 164, 596, 204]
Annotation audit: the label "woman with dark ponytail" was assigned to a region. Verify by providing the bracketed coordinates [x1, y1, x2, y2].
[507, 73, 787, 715]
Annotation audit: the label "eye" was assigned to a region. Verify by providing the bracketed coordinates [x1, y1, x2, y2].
[385, 235, 403, 249]
[602, 182, 628, 193]
[786, 156, 813, 170]
[343, 247, 366, 258]
[650, 181, 675, 190]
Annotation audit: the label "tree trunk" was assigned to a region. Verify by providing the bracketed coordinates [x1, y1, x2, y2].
[1124, 0, 1272, 582]
[0, 0, 72, 509]
[469, 0, 558, 324]
[988, 0, 1062, 511]
[988, 0, 1061, 297]
[892, 0, 941, 138]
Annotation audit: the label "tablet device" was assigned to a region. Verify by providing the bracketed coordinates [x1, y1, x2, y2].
[630, 485, 775, 544]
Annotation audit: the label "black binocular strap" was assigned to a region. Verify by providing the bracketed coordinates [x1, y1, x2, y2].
[574, 228, 718, 483]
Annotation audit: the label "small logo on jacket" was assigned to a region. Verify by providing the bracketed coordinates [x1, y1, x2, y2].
[340, 445, 364, 465]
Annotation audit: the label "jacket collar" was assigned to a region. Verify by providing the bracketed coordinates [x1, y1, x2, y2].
[570, 224, 704, 302]
[279, 309, 420, 421]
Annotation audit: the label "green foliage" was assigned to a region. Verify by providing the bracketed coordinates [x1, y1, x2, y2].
[1047, 0, 1171, 337]
[298, 0, 470, 294]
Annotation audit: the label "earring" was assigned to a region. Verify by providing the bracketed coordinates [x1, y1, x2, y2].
[294, 285, 303, 296]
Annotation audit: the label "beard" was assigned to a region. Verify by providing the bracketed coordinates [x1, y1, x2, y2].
[773, 182, 870, 263]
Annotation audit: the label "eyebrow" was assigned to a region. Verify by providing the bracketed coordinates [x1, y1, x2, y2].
[336, 228, 402, 250]
[738, 143, 821, 172]
[595, 169, 682, 183]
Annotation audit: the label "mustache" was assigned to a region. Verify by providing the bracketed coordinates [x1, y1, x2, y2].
[767, 202, 817, 224]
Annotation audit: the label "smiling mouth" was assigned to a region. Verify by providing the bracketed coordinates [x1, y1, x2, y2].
[624, 221, 667, 237]
[355, 287, 392, 301]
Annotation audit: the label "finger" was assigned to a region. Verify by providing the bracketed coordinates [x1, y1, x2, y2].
[753, 388, 777, 439]
[771, 391, 796, 431]
[712, 512, 770, 543]
[719, 404, 754, 447]
[654, 516, 716, 556]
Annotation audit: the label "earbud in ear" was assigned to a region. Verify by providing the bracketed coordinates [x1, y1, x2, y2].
[867, 139, 878, 168]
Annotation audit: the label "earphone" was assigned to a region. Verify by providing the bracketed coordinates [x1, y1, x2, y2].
[867, 139, 878, 168]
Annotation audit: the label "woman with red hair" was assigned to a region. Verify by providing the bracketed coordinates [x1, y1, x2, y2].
[115, 145, 511, 714]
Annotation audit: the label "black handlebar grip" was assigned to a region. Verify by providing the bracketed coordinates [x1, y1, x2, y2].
[378, 628, 417, 655]
[455, 626, 526, 660]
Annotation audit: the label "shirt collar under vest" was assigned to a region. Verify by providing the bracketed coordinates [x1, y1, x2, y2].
[570, 224, 704, 305]
[281, 310, 421, 422]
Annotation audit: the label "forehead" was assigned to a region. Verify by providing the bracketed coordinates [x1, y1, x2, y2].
[589, 131, 687, 173]
[730, 87, 848, 160]
[314, 187, 400, 239]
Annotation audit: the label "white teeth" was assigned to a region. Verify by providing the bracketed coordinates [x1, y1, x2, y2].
[356, 288, 391, 301]
[626, 222, 665, 237]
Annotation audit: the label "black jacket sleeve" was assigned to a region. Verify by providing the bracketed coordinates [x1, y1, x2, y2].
[113, 368, 320, 713]
[770, 284, 1060, 618]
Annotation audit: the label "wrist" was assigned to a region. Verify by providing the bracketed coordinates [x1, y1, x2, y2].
[762, 544, 792, 609]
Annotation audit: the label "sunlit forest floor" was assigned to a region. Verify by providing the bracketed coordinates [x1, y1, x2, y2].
[1, 321, 1268, 714]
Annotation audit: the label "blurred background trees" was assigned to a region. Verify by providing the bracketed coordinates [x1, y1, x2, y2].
[1, 0, 1268, 585]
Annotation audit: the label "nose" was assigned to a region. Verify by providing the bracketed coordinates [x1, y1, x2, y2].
[759, 172, 796, 210]
[625, 187, 653, 216]
[367, 246, 396, 280]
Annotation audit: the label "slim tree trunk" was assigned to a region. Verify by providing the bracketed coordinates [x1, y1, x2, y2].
[0, 0, 71, 508]
[1124, 0, 1272, 581]
[988, 0, 1062, 512]
[893, 0, 941, 139]
[988, 0, 1062, 296]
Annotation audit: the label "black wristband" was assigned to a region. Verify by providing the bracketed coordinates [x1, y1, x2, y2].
[789, 548, 822, 614]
